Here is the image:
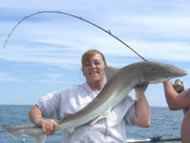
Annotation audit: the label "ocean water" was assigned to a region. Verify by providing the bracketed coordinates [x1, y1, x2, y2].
[0, 105, 183, 143]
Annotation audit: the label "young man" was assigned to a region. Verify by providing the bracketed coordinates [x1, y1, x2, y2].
[163, 80, 190, 143]
[29, 49, 151, 143]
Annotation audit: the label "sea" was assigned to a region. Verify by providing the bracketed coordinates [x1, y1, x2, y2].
[0, 105, 183, 143]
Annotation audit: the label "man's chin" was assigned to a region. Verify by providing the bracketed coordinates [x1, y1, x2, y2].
[89, 77, 100, 81]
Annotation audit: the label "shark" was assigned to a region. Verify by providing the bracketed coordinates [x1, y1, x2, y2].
[2, 61, 187, 143]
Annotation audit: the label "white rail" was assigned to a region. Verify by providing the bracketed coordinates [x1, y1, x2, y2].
[127, 137, 181, 143]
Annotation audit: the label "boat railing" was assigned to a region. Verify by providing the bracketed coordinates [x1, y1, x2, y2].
[127, 136, 181, 143]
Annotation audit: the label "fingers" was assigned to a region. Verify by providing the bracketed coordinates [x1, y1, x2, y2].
[135, 83, 148, 89]
[135, 83, 149, 100]
[135, 83, 149, 92]
[41, 119, 58, 136]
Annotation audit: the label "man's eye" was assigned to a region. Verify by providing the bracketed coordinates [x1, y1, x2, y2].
[85, 63, 90, 66]
[95, 62, 100, 65]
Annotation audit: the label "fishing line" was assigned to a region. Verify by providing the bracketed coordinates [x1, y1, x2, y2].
[2, 10, 147, 61]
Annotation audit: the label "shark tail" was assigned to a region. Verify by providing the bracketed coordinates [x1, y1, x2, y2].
[2, 125, 46, 143]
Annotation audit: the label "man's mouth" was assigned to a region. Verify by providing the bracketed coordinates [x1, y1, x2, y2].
[89, 71, 99, 75]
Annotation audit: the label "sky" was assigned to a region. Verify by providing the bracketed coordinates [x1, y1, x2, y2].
[0, 0, 190, 107]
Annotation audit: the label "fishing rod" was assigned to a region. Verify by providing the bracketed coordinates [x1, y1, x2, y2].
[127, 136, 181, 143]
[2, 10, 147, 61]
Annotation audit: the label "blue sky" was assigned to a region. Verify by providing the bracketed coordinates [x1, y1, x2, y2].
[1, 0, 190, 107]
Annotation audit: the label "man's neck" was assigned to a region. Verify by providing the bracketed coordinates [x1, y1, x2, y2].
[88, 80, 104, 92]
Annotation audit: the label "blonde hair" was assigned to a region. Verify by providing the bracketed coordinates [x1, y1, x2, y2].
[81, 49, 107, 67]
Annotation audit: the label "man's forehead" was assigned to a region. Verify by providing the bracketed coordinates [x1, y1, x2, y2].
[87, 54, 103, 61]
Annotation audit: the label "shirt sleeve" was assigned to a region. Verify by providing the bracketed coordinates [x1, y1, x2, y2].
[36, 84, 87, 120]
[37, 91, 60, 119]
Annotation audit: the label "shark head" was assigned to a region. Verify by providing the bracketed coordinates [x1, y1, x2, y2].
[136, 61, 187, 84]
[105, 61, 187, 84]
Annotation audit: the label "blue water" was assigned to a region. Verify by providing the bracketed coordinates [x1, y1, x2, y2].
[0, 105, 183, 143]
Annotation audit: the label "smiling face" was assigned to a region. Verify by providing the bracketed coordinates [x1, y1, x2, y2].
[82, 50, 106, 85]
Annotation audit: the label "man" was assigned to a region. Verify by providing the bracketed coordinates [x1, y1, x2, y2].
[163, 80, 190, 143]
[29, 49, 151, 143]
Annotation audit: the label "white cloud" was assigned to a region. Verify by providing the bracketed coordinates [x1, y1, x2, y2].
[129, 40, 190, 61]
[0, 72, 24, 82]
[1, 35, 190, 69]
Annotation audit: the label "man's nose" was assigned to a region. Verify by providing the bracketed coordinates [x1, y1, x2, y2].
[89, 63, 96, 68]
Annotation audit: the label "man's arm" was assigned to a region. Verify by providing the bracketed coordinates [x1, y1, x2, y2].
[163, 80, 190, 110]
[132, 84, 151, 127]
[28, 105, 58, 136]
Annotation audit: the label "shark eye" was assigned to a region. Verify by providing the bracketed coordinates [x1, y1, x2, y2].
[164, 73, 171, 79]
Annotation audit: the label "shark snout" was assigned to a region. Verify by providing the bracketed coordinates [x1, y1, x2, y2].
[174, 68, 187, 77]
[165, 63, 187, 78]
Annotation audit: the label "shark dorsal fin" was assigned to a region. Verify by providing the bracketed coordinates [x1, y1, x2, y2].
[105, 66, 120, 82]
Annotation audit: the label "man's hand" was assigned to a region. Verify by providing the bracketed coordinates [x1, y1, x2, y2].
[135, 83, 149, 100]
[37, 118, 58, 136]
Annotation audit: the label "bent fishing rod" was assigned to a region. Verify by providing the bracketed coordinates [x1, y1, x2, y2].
[2, 10, 147, 61]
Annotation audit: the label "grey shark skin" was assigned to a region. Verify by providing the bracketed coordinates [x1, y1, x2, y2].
[3, 61, 187, 143]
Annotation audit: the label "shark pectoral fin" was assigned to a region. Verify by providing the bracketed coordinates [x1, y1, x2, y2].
[65, 127, 75, 133]
[90, 108, 112, 126]
[34, 134, 46, 143]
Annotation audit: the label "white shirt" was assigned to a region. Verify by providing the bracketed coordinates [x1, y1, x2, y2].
[37, 82, 135, 143]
